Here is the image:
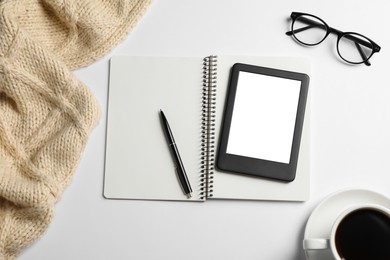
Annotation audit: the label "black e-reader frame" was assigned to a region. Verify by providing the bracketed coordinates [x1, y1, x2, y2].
[217, 63, 309, 182]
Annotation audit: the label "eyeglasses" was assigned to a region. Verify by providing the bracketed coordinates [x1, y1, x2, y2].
[286, 12, 381, 66]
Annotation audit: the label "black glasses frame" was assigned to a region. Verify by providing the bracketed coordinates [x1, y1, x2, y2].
[286, 12, 381, 66]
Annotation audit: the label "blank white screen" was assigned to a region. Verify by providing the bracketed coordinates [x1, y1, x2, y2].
[226, 71, 301, 164]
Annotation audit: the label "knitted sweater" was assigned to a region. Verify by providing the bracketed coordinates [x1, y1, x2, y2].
[0, 0, 151, 258]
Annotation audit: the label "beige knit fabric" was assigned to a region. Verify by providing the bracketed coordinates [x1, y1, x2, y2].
[0, 0, 151, 258]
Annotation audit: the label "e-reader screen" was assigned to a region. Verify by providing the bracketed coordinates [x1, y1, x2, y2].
[217, 63, 309, 182]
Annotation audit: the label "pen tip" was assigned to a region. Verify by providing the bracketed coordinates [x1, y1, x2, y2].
[187, 193, 192, 199]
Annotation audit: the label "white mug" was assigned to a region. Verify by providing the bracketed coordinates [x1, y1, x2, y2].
[303, 204, 390, 260]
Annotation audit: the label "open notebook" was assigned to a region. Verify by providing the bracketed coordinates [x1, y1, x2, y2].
[104, 55, 310, 202]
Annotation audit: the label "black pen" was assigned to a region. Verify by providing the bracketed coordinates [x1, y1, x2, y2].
[160, 109, 193, 198]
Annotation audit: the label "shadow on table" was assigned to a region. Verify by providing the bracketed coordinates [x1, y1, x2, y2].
[292, 216, 307, 260]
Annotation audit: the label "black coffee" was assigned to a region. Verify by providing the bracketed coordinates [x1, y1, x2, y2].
[335, 208, 390, 260]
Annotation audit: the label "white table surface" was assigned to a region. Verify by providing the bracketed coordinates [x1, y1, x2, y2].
[20, 0, 390, 259]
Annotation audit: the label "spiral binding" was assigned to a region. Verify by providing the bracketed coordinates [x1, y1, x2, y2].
[200, 55, 217, 200]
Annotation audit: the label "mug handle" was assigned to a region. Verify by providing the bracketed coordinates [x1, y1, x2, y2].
[303, 238, 330, 250]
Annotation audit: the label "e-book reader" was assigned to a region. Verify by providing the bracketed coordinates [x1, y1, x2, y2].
[217, 63, 309, 182]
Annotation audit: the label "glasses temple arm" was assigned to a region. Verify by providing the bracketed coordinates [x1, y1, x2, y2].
[286, 16, 326, 35]
[286, 25, 316, 35]
[341, 33, 377, 51]
[354, 42, 371, 66]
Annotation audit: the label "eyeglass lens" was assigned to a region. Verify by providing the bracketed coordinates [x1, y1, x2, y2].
[337, 33, 373, 64]
[292, 15, 328, 45]
[291, 14, 375, 64]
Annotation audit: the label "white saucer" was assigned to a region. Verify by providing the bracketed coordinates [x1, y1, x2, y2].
[303, 189, 390, 260]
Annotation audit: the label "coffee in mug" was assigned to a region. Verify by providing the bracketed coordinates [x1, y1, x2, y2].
[303, 204, 390, 260]
[335, 208, 390, 259]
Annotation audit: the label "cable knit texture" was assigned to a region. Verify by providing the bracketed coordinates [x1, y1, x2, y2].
[0, 0, 151, 258]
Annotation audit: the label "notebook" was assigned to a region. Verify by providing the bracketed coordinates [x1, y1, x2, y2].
[103, 55, 310, 202]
